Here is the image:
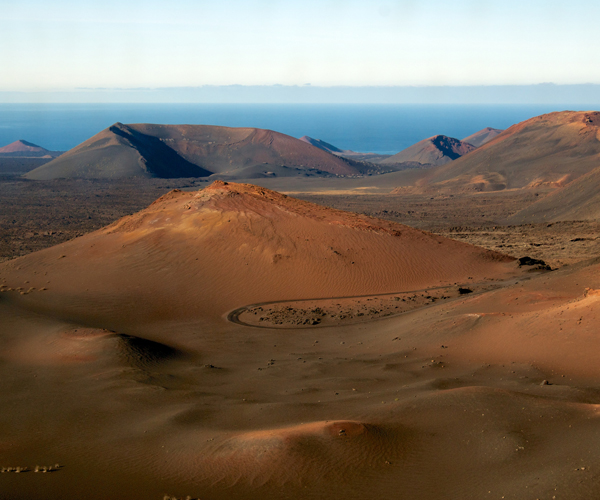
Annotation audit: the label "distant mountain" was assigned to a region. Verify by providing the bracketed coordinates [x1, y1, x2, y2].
[380, 135, 476, 166]
[299, 136, 345, 154]
[462, 127, 504, 147]
[0, 140, 62, 158]
[25, 124, 376, 180]
[417, 111, 600, 192]
[299, 136, 393, 164]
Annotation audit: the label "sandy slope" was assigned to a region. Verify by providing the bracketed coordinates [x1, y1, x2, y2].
[508, 164, 600, 223]
[0, 181, 517, 326]
[2, 182, 600, 499]
[420, 111, 600, 192]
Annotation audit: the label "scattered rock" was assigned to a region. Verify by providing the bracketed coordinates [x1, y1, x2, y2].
[518, 256, 552, 271]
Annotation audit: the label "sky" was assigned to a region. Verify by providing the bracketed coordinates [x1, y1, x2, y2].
[1, 0, 599, 92]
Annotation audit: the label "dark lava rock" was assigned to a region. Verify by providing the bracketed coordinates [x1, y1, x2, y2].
[518, 256, 552, 271]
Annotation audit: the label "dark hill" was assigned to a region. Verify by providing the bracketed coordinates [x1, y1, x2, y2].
[380, 135, 476, 166]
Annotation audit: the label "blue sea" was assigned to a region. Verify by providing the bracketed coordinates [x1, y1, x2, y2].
[0, 104, 597, 155]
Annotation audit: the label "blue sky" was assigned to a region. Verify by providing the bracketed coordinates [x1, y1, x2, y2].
[1, 0, 599, 91]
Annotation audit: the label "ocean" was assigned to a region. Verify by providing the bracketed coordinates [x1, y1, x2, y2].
[0, 103, 597, 155]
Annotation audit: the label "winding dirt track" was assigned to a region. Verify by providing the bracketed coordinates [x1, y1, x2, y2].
[227, 275, 537, 329]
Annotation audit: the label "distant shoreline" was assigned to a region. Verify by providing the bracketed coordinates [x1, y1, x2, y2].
[1, 103, 598, 154]
[2, 83, 600, 105]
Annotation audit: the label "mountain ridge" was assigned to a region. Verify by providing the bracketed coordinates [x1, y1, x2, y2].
[405, 111, 600, 193]
[25, 124, 380, 180]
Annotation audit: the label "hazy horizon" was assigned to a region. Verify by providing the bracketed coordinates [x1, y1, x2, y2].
[1, 83, 599, 104]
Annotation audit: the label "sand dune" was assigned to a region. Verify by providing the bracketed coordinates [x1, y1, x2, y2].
[25, 124, 373, 180]
[5, 323, 183, 368]
[380, 135, 476, 166]
[196, 419, 405, 488]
